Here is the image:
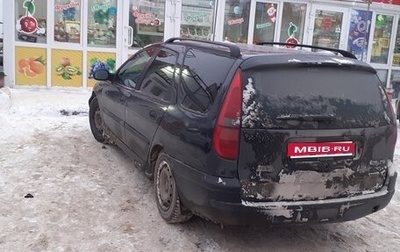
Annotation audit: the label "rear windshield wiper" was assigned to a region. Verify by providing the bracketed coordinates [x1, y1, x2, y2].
[276, 114, 335, 122]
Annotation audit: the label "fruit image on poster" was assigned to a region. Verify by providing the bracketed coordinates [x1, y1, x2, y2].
[15, 46, 47, 86]
[87, 52, 116, 87]
[16, 0, 47, 43]
[52, 49, 83, 87]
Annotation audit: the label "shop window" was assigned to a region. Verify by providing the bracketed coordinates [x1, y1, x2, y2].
[252, 2, 278, 44]
[16, 0, 47, 44]
[392, 19, 400, 67]
[223, 0, 251, 43]
[87, 0, 117, 48]
[376, 69, 388, 85]
[312, 9, 343, 49]
[370, 14, 393, 64]
[128, 0, 165, 48]
[180, 0, 216, 40]
[391, 70, 400, 98]
[347, 9, 372, 61]
[54, 0, 81, 43]
[279, 2, 306, 45]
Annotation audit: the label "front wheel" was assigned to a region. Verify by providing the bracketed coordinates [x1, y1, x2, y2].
[154, 153, 193, 223]
[89, 97, 106, 143]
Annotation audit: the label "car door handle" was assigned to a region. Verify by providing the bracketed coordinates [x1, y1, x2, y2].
[149, 111, 157, 119]
[119, 97, 125, 103]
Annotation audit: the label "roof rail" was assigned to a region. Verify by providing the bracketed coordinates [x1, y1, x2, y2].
[165, 37, 241, 58]
[256, 42, 357, 59]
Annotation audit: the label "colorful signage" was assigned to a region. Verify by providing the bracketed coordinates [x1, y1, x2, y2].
[52, 49, 83, 87]
[372, 0, 400, 5]
[55, 2, 80, 12]
[285, 22, 299, 47]
[16, 0, 47, 43]
[87, 52, 116, 87]
[347, 9, 372, 61]
[15, 47, 47, 86]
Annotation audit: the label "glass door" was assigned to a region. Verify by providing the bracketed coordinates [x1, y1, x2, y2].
[248, 1, 280, 44]
[308, 5, 349, 50]
[370, 13, 395, 64]
[123, 0, 174, 59]
[122, 0, 216, 60]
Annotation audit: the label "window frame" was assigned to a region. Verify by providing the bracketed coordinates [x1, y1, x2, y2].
[136, 47, 179, 103]
[114, 47, 157, 89]
[177, 47, 231, 114]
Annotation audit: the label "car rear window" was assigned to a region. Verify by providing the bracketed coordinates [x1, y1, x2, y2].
[241, 66, 392, 129]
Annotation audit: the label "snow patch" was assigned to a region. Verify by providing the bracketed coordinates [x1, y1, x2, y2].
[241, 201, 294, 218]
[388, 160, 395, 177]
[242, 167, 383, 202]
[0, 88, 91, 141]
[217, 177, 226, 186]
[331, 58, 355, 65]
[242, 77, 265, 128]
[0, 87, 12, 110]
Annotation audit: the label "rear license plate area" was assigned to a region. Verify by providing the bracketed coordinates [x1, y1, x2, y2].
[287, 141, 355, 159]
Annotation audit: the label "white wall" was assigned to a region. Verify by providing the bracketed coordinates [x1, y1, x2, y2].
[0, 0, 3, 38]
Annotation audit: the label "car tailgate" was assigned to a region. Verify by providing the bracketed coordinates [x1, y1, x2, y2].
[237, 65, 396, 202]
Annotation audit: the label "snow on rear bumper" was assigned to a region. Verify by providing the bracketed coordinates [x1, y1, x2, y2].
[211, 173, 396, 225]
[170, 153, 396, 225]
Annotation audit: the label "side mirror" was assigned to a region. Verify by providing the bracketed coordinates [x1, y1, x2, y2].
[93, 69, 110, 81]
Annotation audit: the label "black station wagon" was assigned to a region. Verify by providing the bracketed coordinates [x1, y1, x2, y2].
[89, 38, 397, 225]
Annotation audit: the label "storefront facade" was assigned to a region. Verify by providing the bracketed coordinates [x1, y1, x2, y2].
[2, 0, 400, 93]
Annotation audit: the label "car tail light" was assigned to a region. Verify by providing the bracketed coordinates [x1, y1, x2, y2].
[213, 69, 242, 160]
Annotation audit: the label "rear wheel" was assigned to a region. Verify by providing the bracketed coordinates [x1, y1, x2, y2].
[89, 97, 106, 143]
[154, 153, 193, 223]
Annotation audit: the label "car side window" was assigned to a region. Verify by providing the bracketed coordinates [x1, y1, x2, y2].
[139, 49, 178, 102]
[179, 48, 235, 113]
[116, 49, 154, 88]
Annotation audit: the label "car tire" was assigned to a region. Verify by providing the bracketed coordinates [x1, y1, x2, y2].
[89, 97, 106, 143]
[154, 153, 193, 223]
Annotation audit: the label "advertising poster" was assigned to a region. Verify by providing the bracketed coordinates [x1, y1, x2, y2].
[16, 0, 47, 43]
[15, 46, 47, 86]
[52, 49, 83, 87]
[347, 9, 372, 61]
[87, 52, 116, 87]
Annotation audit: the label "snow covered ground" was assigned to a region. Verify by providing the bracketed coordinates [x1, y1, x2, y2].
[0, 87, 399, 252]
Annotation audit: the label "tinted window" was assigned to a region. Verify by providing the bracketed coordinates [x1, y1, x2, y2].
[139, 49, 178, 102]
[117, 49, 153, 88]
[179, 49, 235, 112]
[242, 67, 391, 129]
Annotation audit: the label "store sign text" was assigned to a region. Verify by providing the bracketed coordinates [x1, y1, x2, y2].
[256, 23, 272, 29]
[228, 18, 244, 26]
[134, 11, 159, 26]
[184, 13, 209, 23]
[92, 3, 111, 12]
[55, 2, 80, 12]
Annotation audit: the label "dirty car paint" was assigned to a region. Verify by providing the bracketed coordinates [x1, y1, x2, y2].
[237, 69, 395, 203]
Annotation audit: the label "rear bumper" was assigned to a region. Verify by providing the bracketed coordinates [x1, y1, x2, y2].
[171, 156, 397, 225]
